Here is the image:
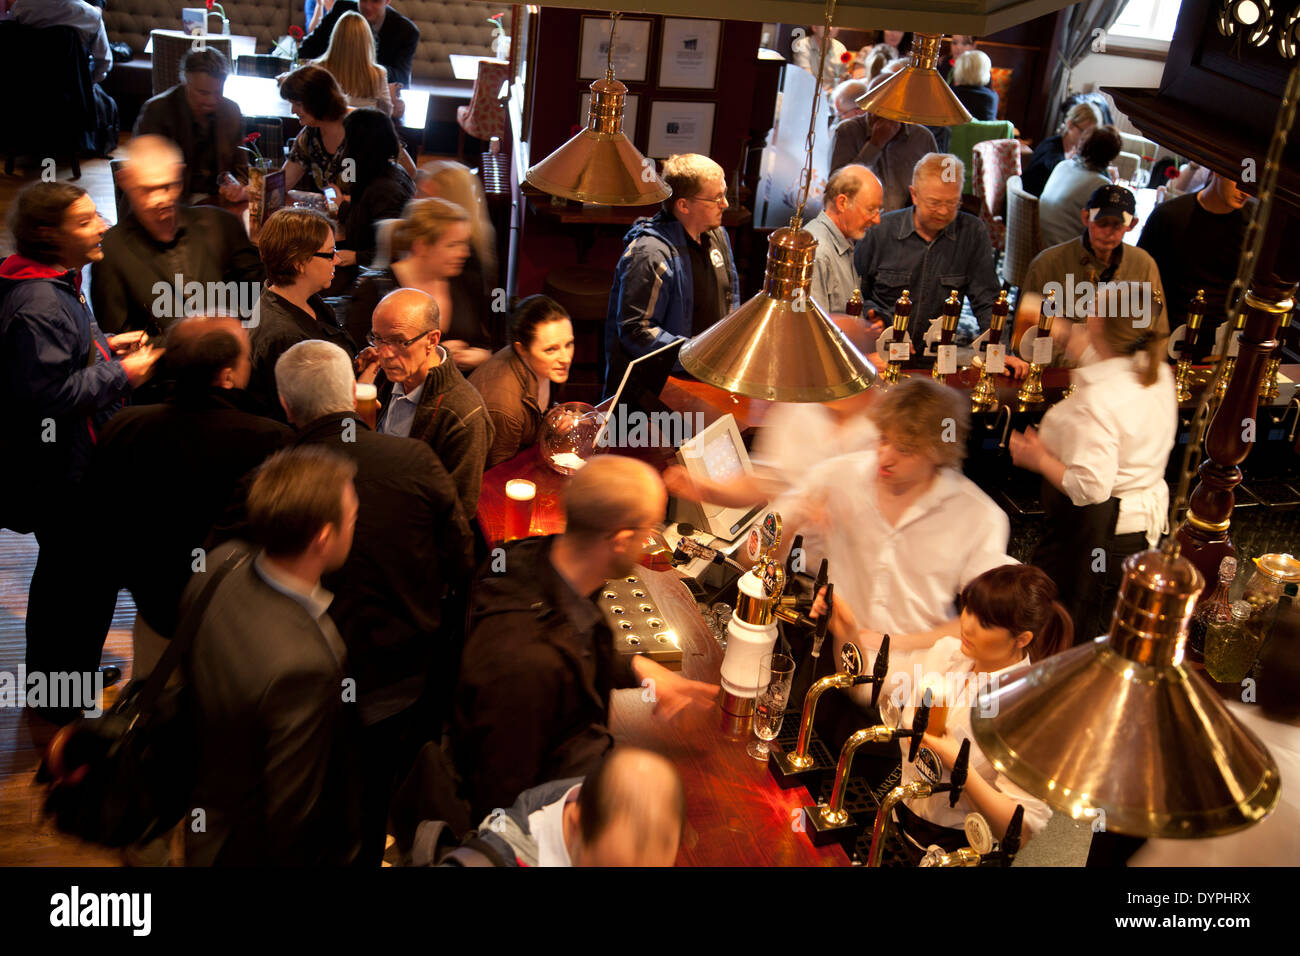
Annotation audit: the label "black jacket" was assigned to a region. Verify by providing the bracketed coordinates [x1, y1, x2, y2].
[343, 164, 415, 269]
[953, 84, 999, 122]
[452, 535, 639, 818]
[90, 205, 264, 335]
[300, 1, 419, 87]
[1022, 134, 1065, 198]
[0, 258, 128, 527]
[294, 413, 475, 725]
[135, 84, 249, 199]
[376, 353, 492, 515]
[247, 287, 357, 416]
[88, 386, 292, 636]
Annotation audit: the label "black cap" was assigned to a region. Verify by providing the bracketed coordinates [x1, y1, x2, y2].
[1085, 184, 1137, 224]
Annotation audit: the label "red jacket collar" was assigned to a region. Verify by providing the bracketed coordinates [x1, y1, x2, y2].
[0, 255, 82, 290]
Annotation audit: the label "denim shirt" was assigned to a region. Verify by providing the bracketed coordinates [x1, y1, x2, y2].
[853, 209, 1000, 349]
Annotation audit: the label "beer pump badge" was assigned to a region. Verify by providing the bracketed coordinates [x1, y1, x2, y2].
[840, 641, 862, 676]
[964, 814, 994, 855]
[745, 511, 782, 565]
[916, 747, 943, 784]
[758, 559, 785, 601]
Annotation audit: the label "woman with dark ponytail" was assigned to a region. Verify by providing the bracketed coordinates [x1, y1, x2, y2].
[1008, 301, 1176, 643]
[862, 564, 1071, 858]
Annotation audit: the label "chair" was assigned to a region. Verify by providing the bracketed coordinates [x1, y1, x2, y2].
[0, 22, 95, 179]
[949, 120, 1015, 194]
[456, 59, 510, 156]
[1002, 174, 1042, 290]
[236, 54, 292, 79]
[243, 116, 286, 167]
[971, 139, 1023, 256]
[543, 265, 615, 404]
[1113, 150, 1141, 183]
[151, 30, 233, 94]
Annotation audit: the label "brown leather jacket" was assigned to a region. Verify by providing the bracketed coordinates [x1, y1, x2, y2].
[468, 346, 543, 470]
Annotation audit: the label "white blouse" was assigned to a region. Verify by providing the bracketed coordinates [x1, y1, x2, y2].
[1037, 353, 1177, 546]
[880, 636, 1053, 843]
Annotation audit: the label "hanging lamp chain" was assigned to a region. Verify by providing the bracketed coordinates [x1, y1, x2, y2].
[791, 0, 837, 230]
[606, 11, 620, 80]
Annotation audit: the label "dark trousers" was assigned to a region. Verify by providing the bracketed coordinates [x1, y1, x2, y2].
[26, 519, 118, 714]
[356, 703, 431, 866]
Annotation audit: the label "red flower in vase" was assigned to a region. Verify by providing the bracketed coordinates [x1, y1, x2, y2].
[206, 0, 213, 9]
[1165, 166, 1179, 180]
[840, 52, 853, 64]
[289, 25, 304, 41]
[243, 132, 261, 145]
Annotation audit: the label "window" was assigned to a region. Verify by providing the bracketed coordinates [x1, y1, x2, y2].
[1108, 0, 1184, 43]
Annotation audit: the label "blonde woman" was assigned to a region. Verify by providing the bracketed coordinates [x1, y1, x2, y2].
[313, 10, 392, 116]
[348, 197, 492, 372]
[416, 160, 499, 287]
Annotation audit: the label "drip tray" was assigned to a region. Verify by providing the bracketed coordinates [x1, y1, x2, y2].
[599, 574, 683, 670]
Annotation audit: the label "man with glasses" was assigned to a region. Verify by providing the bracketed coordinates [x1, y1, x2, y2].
[804, 165, 884, 350]
[91, 135, 262, 338]
[453, 456, 718, 819]
[358, 288, 492, 514]
[855, 153, 1025, 371]
[604, 153, 740, 394]
[829, 72, 937, 210]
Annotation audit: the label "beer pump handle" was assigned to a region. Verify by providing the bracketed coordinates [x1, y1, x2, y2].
[811, 582, 833, 658]
[871, 633, 890, 708]
[813, 557, 829, 597]
[949, 739, 971, 807]
[1001, 805, 1025, 865]
[909, 696, 931, 762]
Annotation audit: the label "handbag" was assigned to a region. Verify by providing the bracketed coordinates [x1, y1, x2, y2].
[40, 549, 252, 848]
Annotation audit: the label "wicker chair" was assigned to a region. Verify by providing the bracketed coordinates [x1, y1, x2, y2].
[1002, 174, 1042, 290]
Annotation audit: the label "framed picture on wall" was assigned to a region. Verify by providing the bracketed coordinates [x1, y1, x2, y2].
[646, 101, 716, 158]
[580, 92, 639, 141]
[579, 16, 652, 82]
[657, 18, 722, 89]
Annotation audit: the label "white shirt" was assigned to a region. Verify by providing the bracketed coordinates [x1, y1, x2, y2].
[1131, 702, 1300, 867]
[752, 402, 879, 491]
[1037, 354, 1177, 546]
[528, 783, 581, 867]
[791, 35, 847, 86]
[882, 636, 1052, 842]
[776, 449, 1014, 637]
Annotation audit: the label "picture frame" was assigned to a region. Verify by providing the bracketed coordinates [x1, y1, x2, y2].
[646, 101, 716, 158]
[581, 92, 639, 142]
[657, 18, 722, 90]
[579, 16, 652, 83]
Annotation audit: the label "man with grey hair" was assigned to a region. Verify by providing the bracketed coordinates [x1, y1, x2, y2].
[832, 79, 868, 124]
[828, 71, 937, 206]
[854, 153, 1027, 373]
[135, 47, 248, 204]
[276, 338, 474, 866]
[806, 165, 883, 327]
[356, 288, 492, 513]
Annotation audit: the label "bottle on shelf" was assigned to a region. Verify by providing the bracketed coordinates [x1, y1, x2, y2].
[1188, 555, 1236, 661]
[1204, 601, 1262, 684]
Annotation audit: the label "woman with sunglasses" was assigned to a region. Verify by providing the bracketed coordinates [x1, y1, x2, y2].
[248, 207, 357, 415]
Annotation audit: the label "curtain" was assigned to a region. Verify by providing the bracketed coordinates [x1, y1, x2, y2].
[1040, 0, 1127, 142]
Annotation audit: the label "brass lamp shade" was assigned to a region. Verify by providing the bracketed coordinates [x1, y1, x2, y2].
[971, 548, 1281, 839]
[525, 74, 671, 206]
[679, 227, 876, 402]
[855, 33, 973, 127]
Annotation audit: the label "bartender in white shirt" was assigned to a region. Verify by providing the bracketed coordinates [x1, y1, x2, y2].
[779, 377, 1016, 683]
[854, 564, 1070, 858]
[1008, 304, 1175, 643]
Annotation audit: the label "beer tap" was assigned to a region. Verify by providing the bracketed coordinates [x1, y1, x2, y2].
[1214, 309, 1247, 400]
[918, 806, 1024, 867]
[1261, 307, 1293, 400]
[846, 288, 863, 317]
[931, 290, 962, 383]
[1016, 290, 1056, 406]
[867, 737, 972, 866]
[879, 289, 913, 385]
[802, 689, 933, 846]
[1170, 289, 1206, 403]
[971, 290, 1010, 412]
[770, 632, 890, 789]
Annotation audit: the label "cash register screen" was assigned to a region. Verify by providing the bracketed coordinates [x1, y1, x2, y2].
[701, 430, 745, 483]
[673, 413, 760, 540]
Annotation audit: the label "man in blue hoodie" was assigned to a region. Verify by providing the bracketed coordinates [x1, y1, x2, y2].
[604, 153, 740, 394]
[0, 182, 162, 722]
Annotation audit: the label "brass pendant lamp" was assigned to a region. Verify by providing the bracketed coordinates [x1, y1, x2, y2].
[680, 0, 876, 402]
[854, 33, 973, 126]
[525, 13, 671, 206]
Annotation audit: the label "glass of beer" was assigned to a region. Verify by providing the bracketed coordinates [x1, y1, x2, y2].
[504, 479, 536, 541]
[747, 653, 795, 760]
[921, 678, 949, 737]
[355, 383, 379, 427]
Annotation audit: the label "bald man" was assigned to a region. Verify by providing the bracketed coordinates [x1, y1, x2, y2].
[91, 135, 263, 336]
[805, 165, 884, 351]
[359, 288, 492, 513]
[463, 747, 686, 866]
[453, 456, 718, 818]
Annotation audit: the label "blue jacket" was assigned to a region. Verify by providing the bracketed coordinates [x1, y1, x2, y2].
[604, 209, 739, 392]
[0, 256, 128, 527]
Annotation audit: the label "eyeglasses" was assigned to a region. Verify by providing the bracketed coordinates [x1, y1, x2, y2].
[918, 198, 961, 212]
[366, 330, 430, 349]
[312, 249, 339, 260]
[685, 194, 728, 207]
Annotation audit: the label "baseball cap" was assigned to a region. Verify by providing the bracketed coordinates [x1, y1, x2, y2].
[1086, 184, 1137, 225]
